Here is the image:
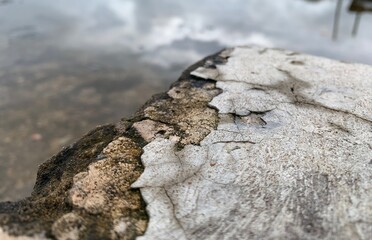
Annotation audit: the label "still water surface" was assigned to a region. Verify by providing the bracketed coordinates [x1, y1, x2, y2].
[0, 0, 371, 201]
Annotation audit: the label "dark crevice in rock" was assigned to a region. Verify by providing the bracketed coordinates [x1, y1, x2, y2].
[212, 140, 256, 144]
[297, 101, 372, 124]
[328, 121, 351, 134]
[290, 60, 305, 65]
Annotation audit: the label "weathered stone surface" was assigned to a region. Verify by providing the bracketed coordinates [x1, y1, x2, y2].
[1, 46, 371, 239]
[133, 47, 372, 240]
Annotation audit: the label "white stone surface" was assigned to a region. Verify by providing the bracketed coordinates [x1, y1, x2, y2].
[133, 47, 372, 239]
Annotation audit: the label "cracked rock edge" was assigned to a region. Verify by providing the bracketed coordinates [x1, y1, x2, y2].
[132, 46, 372, 240]
[0, 50, 224, 239]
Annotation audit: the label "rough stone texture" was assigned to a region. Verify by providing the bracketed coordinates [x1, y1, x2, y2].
[133, 47, 372, 240]
[1, 46, 372, 239]
[0, 52, 222, 239]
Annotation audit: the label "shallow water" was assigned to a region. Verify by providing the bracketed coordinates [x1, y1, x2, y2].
[0, 0, 371, 201]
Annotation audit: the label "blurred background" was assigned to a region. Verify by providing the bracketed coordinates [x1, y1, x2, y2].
[0, 0, 371, 201]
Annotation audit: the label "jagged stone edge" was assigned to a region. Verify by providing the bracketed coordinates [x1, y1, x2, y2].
[0, 49, 230, 239]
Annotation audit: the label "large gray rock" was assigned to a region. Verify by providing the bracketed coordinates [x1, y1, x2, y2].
[1, 46, 371, 239]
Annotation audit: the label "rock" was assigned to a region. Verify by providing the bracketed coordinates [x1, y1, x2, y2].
[1, 46, 371, 240]
[0, 51, 221, 239]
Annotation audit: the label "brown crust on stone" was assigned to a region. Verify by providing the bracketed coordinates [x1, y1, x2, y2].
[0, 49, 227, 239]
